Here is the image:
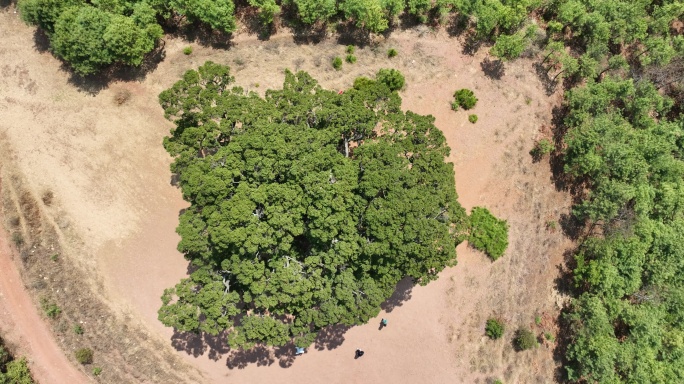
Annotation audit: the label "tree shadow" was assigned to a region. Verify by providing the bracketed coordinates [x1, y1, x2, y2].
[234, 3, 276, 41]
[314, 323, 352, 351]
[380, 276, 414, 313]
[224, 343, 296, 369]
[335, 22, 372, 48]
[533, 62, 559, 96]
[0, 0, 15, 8]
[480, 57, 505, 80]
[445, 13, 469, 37]
[164, 22, 235, 50]
[170, 329, 231, 361]
[552, 305, 573, 383]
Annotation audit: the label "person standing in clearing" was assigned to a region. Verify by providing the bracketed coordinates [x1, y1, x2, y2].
[381, 318, 388, 328]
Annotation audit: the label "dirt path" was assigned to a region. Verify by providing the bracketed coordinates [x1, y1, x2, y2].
[0, 226, 88, 384]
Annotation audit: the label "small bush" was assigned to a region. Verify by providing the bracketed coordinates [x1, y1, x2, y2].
[346, 45, 355, 54]
[114, 90, 131, 106]
[469, 207, 509, 260]
[183, 46, 193, 55]
[544, 332, 555, 342]
[346, 54, 357, 64]
[452, 89, 478, 110]
[493, 380, 504, 384]
[75, 348, 93, 365]
[40, 298, 61, 319]
[73, 324, 84, 335]
[11, 232, 23, 247]
[332, 57, 343, 70]
[514, 328, 537, 351]
[535, 316, 542, 326]
[387, 48, 398, 58]
[546, 220, 557, 231]
[376, 68, 405, 91]
[530, 138, 554, 160]
[468, 114, 478, 124]
[92, 367, 102, 376]
[485, 318, 505, 339]
[50, 254, 59, 262]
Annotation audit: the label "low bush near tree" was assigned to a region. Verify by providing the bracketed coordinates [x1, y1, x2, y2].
[387, 48, 398, 58]
[376, 68, 405, 91]
[469, 207, 509, 260]
[346, 54, 357, 64]
[468, 114, 478, 124]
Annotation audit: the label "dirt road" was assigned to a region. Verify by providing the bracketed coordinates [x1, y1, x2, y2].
[0, 226, 88, 384]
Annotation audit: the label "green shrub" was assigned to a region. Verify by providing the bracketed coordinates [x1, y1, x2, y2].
[544, 332, 555, 342]
[75, 348, 93, 365]
[452, 89, 478, 110]
[346, 45, 355, 54]
[535, 316, 542, 326]
[485, 318, 505, 339]
[387, 48, 398, 58]
[346, 54, 357, 64]
[468, 114, 478, 124]
[514, 328, 537, 351]
[73, 324, 84, 335]
[2, 357, 33, 384]
[40, 299, 61, 319]
[469, 207, 509, 260]
[92, 367, 102, 376]
[529, 138, 554, 160]
[376, 68, 405, 91]
[493, 380, 503, 384]
[183, 46, 193, 55]
[332, 56, 343, 70]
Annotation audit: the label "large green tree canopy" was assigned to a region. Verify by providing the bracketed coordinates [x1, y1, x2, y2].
[157, 62, 468, 348]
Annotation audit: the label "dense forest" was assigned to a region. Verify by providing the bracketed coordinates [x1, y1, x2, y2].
[16, 0, 684, 382]
[157, 64, 471, 348]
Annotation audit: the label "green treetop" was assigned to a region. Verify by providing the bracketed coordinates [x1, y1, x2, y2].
[158, 62, 469, 349]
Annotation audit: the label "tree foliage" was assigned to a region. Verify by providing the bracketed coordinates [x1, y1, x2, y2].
[468, 207, 508, 260]
[158, 62, 469, 348]
[0, 340, 33, 384]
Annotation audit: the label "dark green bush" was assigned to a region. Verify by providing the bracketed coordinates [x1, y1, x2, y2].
[514, 328, 537, 351]
[332, 56, 343, 70]
[75, 348, 93, 365]
[40, 299, 61, 319]
[469, 207, 509, 260]
[529, 138, 554, 160]
[92, 367, 102, 376]
[346, 45, 355, 54]
[73, 324, 84, 335]
[387, 48, 398, 58]
[346, 54, 357, 64]
[452, 89, 478, 110]
[468, 114, 478, 124]
[376, 68, 405, 91]
[485, 318, 505, 339]
[183, 46, 193, 55]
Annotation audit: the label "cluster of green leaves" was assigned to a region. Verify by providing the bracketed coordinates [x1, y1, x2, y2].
[485, 318, 505, 339]
[451, 89, 477, 111]
[75, 348, 93, 365]
[529, 138, 553, 160]
[539, 0, 684, 82]
[157, 62, 468, 349]
[0, 340, 34, 384]
[560, 76, 684, 383]
[17, 0, 239, 74]
[469, 207, 508, 260]
[514, 327, 537, 351]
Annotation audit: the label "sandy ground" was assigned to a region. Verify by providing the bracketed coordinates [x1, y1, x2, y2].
[0, 5, 572, 383]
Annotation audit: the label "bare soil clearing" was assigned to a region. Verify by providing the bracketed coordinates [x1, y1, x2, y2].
[1, 6, 572, 383]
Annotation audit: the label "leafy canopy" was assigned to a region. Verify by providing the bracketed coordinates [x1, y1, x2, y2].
[469, 207, 508, 260]
[158, 62, 468, 349]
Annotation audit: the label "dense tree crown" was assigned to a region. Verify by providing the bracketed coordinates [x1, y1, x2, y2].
[158, 62, 468, 348]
